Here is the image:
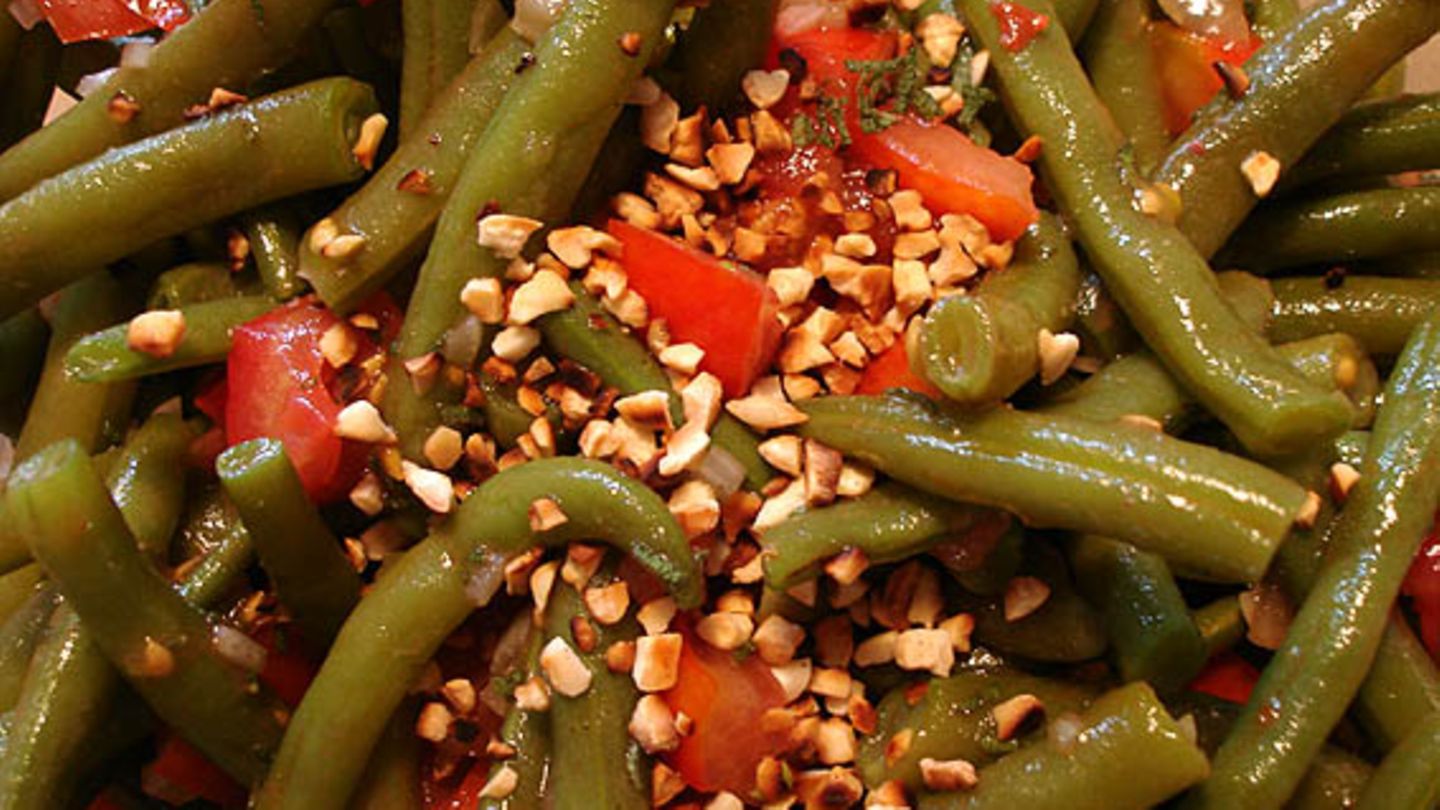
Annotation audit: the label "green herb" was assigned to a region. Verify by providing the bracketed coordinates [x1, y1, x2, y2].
[847, 47, 944, 134]
[950, 39, 995, 133]
[790, 92, 850, 149]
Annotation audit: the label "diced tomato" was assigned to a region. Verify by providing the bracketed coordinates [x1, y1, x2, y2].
[663, 629, 792, 794]
[608, 220, 783, 399]
[1403, 517, 1440, 661]
[856, 338, 942, 398]
[850, 119, 1038, 242]
[1188, 652, 1260, 704]
[1151, 20, 1260, 135]
[765, 26, 897, 129]
[141, 735, 248, 810]
[38, 0, 190, 43]
[252, 623, 318, 707]
[991, 0, 1050, 52]
[424, 762, 493, 810]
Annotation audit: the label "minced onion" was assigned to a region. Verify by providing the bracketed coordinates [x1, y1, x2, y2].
[695, 445, 746, 497]
[211, 624, 268, 674]
[464, 550, 507, 608]
[75, 68, 117, 99]
[119, 40, 154, 69]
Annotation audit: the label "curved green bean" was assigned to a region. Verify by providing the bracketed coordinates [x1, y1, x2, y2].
[917, 213, 1082, 405]
[255, 457, 700, 810]
[957, 0, 1353, 457]
[1270, 275, 1440, 355]
[1223, 187, 1440, 273]
[1282, 93, 1440, 191]
[64, 296, 273, 383]
[1285, 748, 1375, 810]
[1080, 0, 1169, 170]
[1153, 0, 1440, 258]
[352, 707, 425, 810]
[0, 565, 42, 629]
[1249, 0, 1302, 41]
[0, 78, 378, 321]
[1052, 0, 1100, 38]
[479, 627, 551, 810]
[1192, 596, 1245, 658]
[147, 262, 256, 310]
[400, 0, 498, 137]
[1355, 709, 1440, 809]
[241, 208, 306, 301]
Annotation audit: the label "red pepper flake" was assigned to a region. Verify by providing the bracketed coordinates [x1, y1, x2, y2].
[397, 169, 433, 195]
[991, 1, 1050, 52]
[1187, 140, 1207, 156]
[106, 92, 141, 123]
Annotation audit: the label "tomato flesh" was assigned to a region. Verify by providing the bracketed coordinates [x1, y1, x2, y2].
[608, 220, 784, 399]
[1403, 517, 1440, 661]
[991, 0, 1050, 52]
[856, 338, 942, 398]
[1151, 20, 1259, 135]
[1188, 651, 1260, 704]
[39, 0, 189, 43]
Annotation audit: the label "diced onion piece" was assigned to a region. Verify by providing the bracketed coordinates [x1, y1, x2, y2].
[211, 625, 268, 674]
[465, 550, 507, 607]
[119, 40, 154, 68]
[75, 68, 117, 99]
[695, 445, 745, 497]
[512, 0, 567, 42]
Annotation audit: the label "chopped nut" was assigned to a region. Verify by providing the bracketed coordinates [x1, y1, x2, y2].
[835, 232, 878, 259]
[1119, 413, 1165, 432]
[528, 497, 568, 532]
[670, 109, 707, 166]
[917, 13, 965, 67]
[126, 310, 187, 358]
[706, 792, 744, 810]
[1241, 150, 1282, 198]
[615, 390, 673, 432]
[894, 628, 955, 677]
[397, 168, 433, 194]
[612, 191, 662, 230]
[423, 426, 464, 470]
[1295, 490, 1324, 529]
[940, 613, 976, 653]
[889, 190, 933, 231]
[492, 326, 541, 363]
[1003, 576, 1051, 622]
[334, 401, 397, 443]
[837, 462, 875, 498]
[658, 342, 704, 374]
[442, 679, 477, 715]
[742, 68, 790, 109]
[652, 762, 687, 807]
[770, 658, 813, 703]
[529, 560, 559, 619]
[779, 330, 836, 374]
[1037, 329, 1080, 385]
[885, 728, 915, 768]
[921, 757, 979, 792]
[825, 547, 871, 587]
[126, 637, 175, 678]
[584, 581, 631, 625]
[751, 108, 793, 153]
[809, 666, 852, 699]
[320, 233, 367, 260]
[821, 254, 892, 310]
[696, 611, 755, 651]
[540, 636, 592, 697]
[629, 694, 680, 753]
[906, 566, 944, 628]
[503, 547, 543, 596]
[460, 277, 506, 324]
[992, 694, 1043, 741]
[603, 288, 651, 328]
[349, 471, 385, 516]
[514, 675, 551, 712]
[618, 30, 643, 56]
[726, 394, 808, 431]
[508, 269, 575, 325]
[107, 91, 141, 123]
[1239, 582, 1293, 650]
[658, 421, 712, 478]
[641, 92, 680, 153]
[319, 322, 359, 368]
[351, 112, 388, 170]
[815, 718, 858, 764]
[758, 436, 804, 477]
[668, 479, 721, 538]
[547, 225, 621, 270]
[753, 477, 807, 532]
[854, 630, 899, 667]
[665, 162, 722, 192]
[637, 597, 678, 635]
[803, 439, 843, 507]
[1329, 462, 1361, 502]
[416, 702, 454, 742]
[633, 633, 683, 692]
[754, 615, 805, 665]
[402, 461, 454, 513]
[707, 142, 757, 186]
[478, 765, 519, 800]
[794, 766, 864, 808]
[768, 266, 816, 307]
[476, 213, 544, 259]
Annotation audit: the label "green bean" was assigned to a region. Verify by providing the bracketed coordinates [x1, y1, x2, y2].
[1051, 0, 1100, 38]
[1223, 187, 1440, 273]
[1071, 270, 1139, 360]
[544, 564, 649, 810]
[957, 0, 1353, 457]
[0, 311, 46, 435]
[1354, 709, 1440, 809]
[6, 440, 289, 786]
[255, 457, 700, 810]
[1183, 307, 1440, 810]
[538, 283, 772, 491]
[917, 682, 1208, 809]
[1080, 0, 1169, 170]
[1192, 596, 1245, 658]
[1249, 0, 1302, 41]
[0, 587, 57, 712]
[351, 707, 425, 810]
[1281, 94, 1440, 192]
[64, 296, 273, 383]
[1334, 430, 1369, 469]
[384, 0, 675, 455]
[0, 78, 379, 321]
[217, 439, 360, 651]
[1152, 0, 1440, 259]
[478, 376, 553, 450]
[761, 484, 999, 589]
[1349, 251, 1440, 279]
[241, 208, 307, 301]
[401, 0, 499, 137]
[1285, 747, 1374, 810]
[1270, 275, 1440, 356]
[480, 626, 551, 810]
[298, 29, 530, 314]
[1279, 333, 1380, 428]
[103, 412, 196, 556]
[917, 214, 1081, 405]
[147, 262, 255, 309]
[859, 666, 1097, 791]
[797, 395, 1306, 583]
[963, 540, 1108, 663]
[1215, 270, 1277, 334]
[0, 0, 344, 202]
[945, 522, 1024, 596]
[1068, 535, 1206, 692]
[669, 0, 779, 111]
[0, 26, 59, 154]
[0, 565, 42, 629]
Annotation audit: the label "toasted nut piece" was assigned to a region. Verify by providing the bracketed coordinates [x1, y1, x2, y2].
[707, 142, 756, 186]
[808, 667, 852, 699]
[612, 191, 662, 230]
[423, 426, 464, 470]
[349, 471, 385, 516]
[754, 615, 805, 665]
[629, 694, 680, 753]
[892, 259, 934, 317]
[837, 462, 876, 498]
[606, 640, 637, 673]
[779, 330, 837, 374]
[726, 395, 808, 431]
[821, 254, 892, 310]
[670, 109, 707, 166]
[1295, 490, 1324, 529]
[320, 322, 359, 368]
[652, 762, 687, 807]
[815, 718, 858, 764]
[885, 728, 915, 768]
[854, 630, 899, 667]
[658, 342, 704, 374]
[1119, 414, 1165, 432]
[478, 765, 519, 799]
[528, 497, 569, 532]
[442, 678, 477, 715]
[540, 637, 592, 697]
[696, 612, 755, 651]
[633, 633, 683, 692]
[615, 390, 673, 432]
[351, 112, 388, 170]
[503, 547, 543, 596]
[637, 597, 678, 635]
[665, 162, 722, 192]
[894, 628, 955, 677]
[750, 108, 792, 153]
[1003, 576, 1051, 621]
[547, 225, 621, 270]
[770, 658, 813, 703]
[641, 92, 680, 153]
[658, 421, 711, 478]
[508, 269, 575, 325]
[1239, 582, 1293, 650]
[940, 613, 976, 653]
[835, 232, 878, 259]
[742, 68, 790, 109]
[889, 190, 933, 231]
[529, 560, 559, 620]
[706, 791, 744, 810]
[513, 675, 551, 711]
[753, 477, 807, 532]
[825, 547, 870, 587]
[917, 12, 965, 67]
[460, 277, 506, 324]
[416, 702, 454, 742]
[992, 694, 1044, 741]
[584, 581, 631, 625]
[401, 461, 454, 514]
[491, 326, 541, 363]
[921, 757, 979, 792]
[681, 371, 724, 430]
[793, 766, 864, 808]
[1036, 329, 1080, 385]
[803, 439, 843, 507]
[1241, 150, 1282, 198]
[906, 566, 944, 628]
[127, 310, 187, 358]
[126, 637, 175, 678]
[476, 213, 543, 259]
[768, 266, 815, 307]
[1329, 462, 1361, 502]
[668, 479, 720, 538]
[758, 435, 803, 477]
[335, 401, 397, 443]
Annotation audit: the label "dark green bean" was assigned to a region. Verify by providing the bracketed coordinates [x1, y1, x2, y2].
[254, 458, 700, 810]
[1215, 269, 1277, 334]
[797, 395, 1307, 583]
[957, 0, 1353, 457]
[479, 626, 551, 810]
[1355, 709, 1440, 810]
[103, 412, 196, 557]
[916, 682, 1208, 809]
[352, 707, 425, 810]
[0, 78, 379, 321]
[1282, 94, 1440, 191]
[1280, 333, 1380, 428]
[0, 0, 344, 202]
[64, 296, 274, 383]
[147, 262, 255, 309]
[299, 28, 531, 314]
[963, 540, 1108, 663]
[0, 26, 59, 154]
[1183, 307, 1440, 809]
[1270, 275, 1440, 355]
[0, 587, 57, 712]
[241, 208, 307, 301]
[400, 0, 498, 137]
[670, 0, 779, 111]
[917, 214, 1082, 405]
[217, 439, 361, 652]
[1153, 0, 1440, 258]
[1192, 596, 1245, 658]
[1080, 0, 1169, 170]
[944, 522, 1024, 596]
[1222, 187, 1440, 273]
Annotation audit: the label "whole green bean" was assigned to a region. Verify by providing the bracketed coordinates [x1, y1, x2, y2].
[797, 395, 1307, 583]
[1281, 93, 1440, 192]
[761, 484, 999, 588]
[0, 0, 344, 202]
[917, 214, 1081, 405]
[1285, 747, 1375, 810]
[963, 539, 1108, 662]
[0, 26, 59, 154]
[1153, 0, 1440, 258]
[400, 0, 498, 136]
[670, 0, 779, 111]
[1279, 333, 1379, 428]
[0, 78, 379, 321]
[1051, 0, 1100, 38]
[147, 262, 255, 309]
[1183, 307, 1440, 810]
[1270, 275, 1440, 355]
[64, 296, 273, 383]
[1355, 710, 1440, 810]
[6, 440, 290, 786]
[957, 0, 1353, 457]
[0, 587, 57, 712]
[1080, 0, 1169, 170]
[917, 682, 1208, 809]
[1192, 596, 1245, 658]
[255, 458, 700, 810]
[298, 29, 531, 313]
[351, 707, 425, 810]
[479, 626, 551, 810]
[217, 440, 360, 651]
[103, 412, 195, 557]
[241, 207, 306, 301]
[1223, 187, 1440, 273]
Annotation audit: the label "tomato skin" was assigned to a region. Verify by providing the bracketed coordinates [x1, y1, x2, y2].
[608, 220, 784, 399]
[856, 338, 942, 398]
[38, 0, 190, 43]
[1403, 518, 1440, 661]
[1151, 21, 1260, 135]
[1188, 652, 1260, 704]
[663, 631, 791, 795]
[141, 735, 248, 810]
[991, 0, 1050, 52]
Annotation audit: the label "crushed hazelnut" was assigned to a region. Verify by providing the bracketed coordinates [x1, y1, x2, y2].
[126, 310, 187, 358]
[416, 702, 454, 742]
[696, 612, 755, 651]
[423, 426, 464, 470]
[547, 225, 621, 270]
[401, 461, 454, 513]
[992, 694, 1044, 741]
[921, 757, 979, 792]
[641, 93, 680, 153]
[742, 68, 790, 109]
[528, 497, 569, 532]
[1003, 576, 1051, 622]
[507, 269, 575, 325]
[853, 630, 899, 667]
[633, 633, 683, 692]
[351, 112, 389, 170]
[894, 628, 955, 677]
[1036, 329, 1080, 385]
[1329, 462, 1361, 502]
[630, 694, 680, 753]
[584, 581, 631, 626]
[476, 213, 544, 259]
[540, 636, 592, 697]
[460, 277, 506, 324]
[1295, 490, 1324, 529]
[478, 765, 519, 800]
[334, 401, 397, 444]
[726, 395, 808, 431]
[1241, 150, 1282, 198]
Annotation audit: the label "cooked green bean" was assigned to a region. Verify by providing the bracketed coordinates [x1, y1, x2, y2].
[1192, 596, 1245, 658]
[255, 458, 700, 810]
[0, 78, 379, 321]
[1080, 0, 1169, 170]
[670, 0, 779, 111]
[1071, 270, 1140, 360]
[401, 0, 498, 137]
[956, 0, 1353, 457]
[1285, 747, 1375, 810]
[917, 214, 1081, 405]
[1282, 93, 1440, 192]
[1051, 0, 1100, 38]
[103, 412, 196, 557]
[0, 0, 344, 202]
[479, 627, 551, 810]
[298, 29, 530, 314]
[147, 262, 255, 309]
[1270, 275, 1440, 355]
[352, 707, 425, 810]
[1184, 307, 1440, 809]
[1152, 0, 1440, 258]
[1223, 187, 1440, 273]
[217, 439, 360, 651]
[1249, 0, 1302, 41]
[0, 565, 42, 629]
[0, 587, 57, 712]
[64, 296, 273, 383]
[963, 539, 1107, 662]
[1280, 333, 1380, 428]
[241, 207, 307, 301]
[797, 395, 1307, 583]
[917, 682, 1208, 809]
[1355, 706, 1440, 809]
